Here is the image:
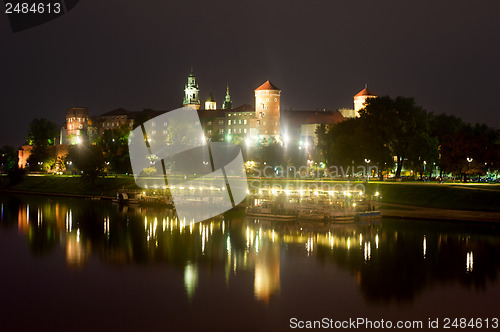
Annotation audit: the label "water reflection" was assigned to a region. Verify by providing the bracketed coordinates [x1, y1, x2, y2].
[1, 194, 500, 306]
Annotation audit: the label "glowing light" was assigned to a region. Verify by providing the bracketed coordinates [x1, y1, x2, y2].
[466, 251, 474, 272]
[375, 234, 379, 249]
[364, 242, 371, 261]
[375, 191, 380, 196]
[423, 236, 427, 258]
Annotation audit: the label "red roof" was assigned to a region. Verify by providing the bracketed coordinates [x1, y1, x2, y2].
[354, 88, 376, 97]
[255, 80, 280, 91]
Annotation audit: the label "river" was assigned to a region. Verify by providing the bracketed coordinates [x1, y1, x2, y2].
[0, 193, 499, 331]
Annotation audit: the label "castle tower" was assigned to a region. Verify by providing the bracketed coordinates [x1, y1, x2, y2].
[353, 85, 377, 116]
[65, 107, 88, 144]
[183, 68, 200, 110]
[222, 83, 233, 110]
[205, 93, 216, 110]
[255, 80, 281, 138]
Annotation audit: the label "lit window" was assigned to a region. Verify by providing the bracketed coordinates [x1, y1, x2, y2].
[208, 130, 212, 135]
[207, 121, 212, 126]
[228, 120, 232, 125]
[219, 120, 224, 125]
[163, 121, 168, 126]
[244, 129, 247, 133]
[219, 129, 224, 134]
[228, 129, 232, 134]
[244, 119, 247, 124]
[239, 120, 241, 124]
[163, 130, 168, 135]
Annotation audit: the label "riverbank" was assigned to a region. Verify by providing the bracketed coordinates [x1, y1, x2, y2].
[378, 202, 500, 223]
[0, 174, 139, 198]
[2, 175, 500, 217]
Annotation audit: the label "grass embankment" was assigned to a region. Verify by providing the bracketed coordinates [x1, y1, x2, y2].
[366, 182, 500, 212]
[0, 175, 139, 197]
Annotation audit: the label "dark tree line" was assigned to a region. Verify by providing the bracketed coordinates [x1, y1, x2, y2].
[317, 96, 499, 180]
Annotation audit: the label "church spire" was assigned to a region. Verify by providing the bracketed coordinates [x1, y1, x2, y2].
[222, 83, 233, 110]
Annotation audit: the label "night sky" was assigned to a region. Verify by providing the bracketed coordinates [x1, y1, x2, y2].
[1, 0, 499, 147]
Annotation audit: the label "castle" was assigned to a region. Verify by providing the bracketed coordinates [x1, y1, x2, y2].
[18, 69, 376, 168]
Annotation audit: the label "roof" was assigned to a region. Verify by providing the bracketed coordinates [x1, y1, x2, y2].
[99, 108, 129, 117]
[354, 88, 377, 97]
[281, 110, 345, 126]
[206, 93, 216, 102]
[231, 104, 255, 113]
[255, 80, 280, 91]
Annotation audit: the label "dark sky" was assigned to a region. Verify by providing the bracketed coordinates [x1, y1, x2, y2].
[1, 0, 500, 147]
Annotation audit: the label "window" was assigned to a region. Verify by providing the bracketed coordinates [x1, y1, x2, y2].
[228, 129, 232, 134]
[244, 129, 247, 133]
[219, 120, 224, 125]
[266, 90, 269, 94]
[163, 121, 168, 127]
[262, 112, 265, 118]
[239, 120, 242, 124]
[207, 121, 212, 126]
[152, 122, 156, 127]
[261, 104, 265, 110]
[152, 130, 156, 135]
[244, 119, 247, 124]
[219, 129, 224, 135]
[238, 129, 241, 133]
[208, 130, 212, 135]
[163, 130, 168, 135]
[228, 120, 232, 125]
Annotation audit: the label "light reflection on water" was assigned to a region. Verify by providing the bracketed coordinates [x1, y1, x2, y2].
[1, 193, 500, 330]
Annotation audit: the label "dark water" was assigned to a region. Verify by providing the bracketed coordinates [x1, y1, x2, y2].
[0, 194, 499, 331]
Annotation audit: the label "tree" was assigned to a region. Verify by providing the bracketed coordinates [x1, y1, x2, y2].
[96, 125, 131, 174]
[26, 118, 59, 146]
[360, 96, 436, 179]
[67, 144, 105, 187]
[0, 145, 18, 173]
[440, 124, 499, 181]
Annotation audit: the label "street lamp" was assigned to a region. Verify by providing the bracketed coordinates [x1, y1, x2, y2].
[467, 157, 473, 182]
[423, 161, 426, 181]
[364, 159, 371, 181]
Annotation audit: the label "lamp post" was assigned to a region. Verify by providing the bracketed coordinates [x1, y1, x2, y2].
[423, 161, 426, 181]
[364, 159, 371, 181]
[467, 157, 473, 182]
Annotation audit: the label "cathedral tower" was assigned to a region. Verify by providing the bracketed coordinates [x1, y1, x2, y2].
[183, 68, 200, 110]
[222, 83, 233, 110]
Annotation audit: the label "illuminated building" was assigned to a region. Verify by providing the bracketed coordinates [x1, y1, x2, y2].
[205, 93, 217, 110]
[254, 80, 281, 139]
[353, 85, 377, 115]
[182, 68, 201, 110]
